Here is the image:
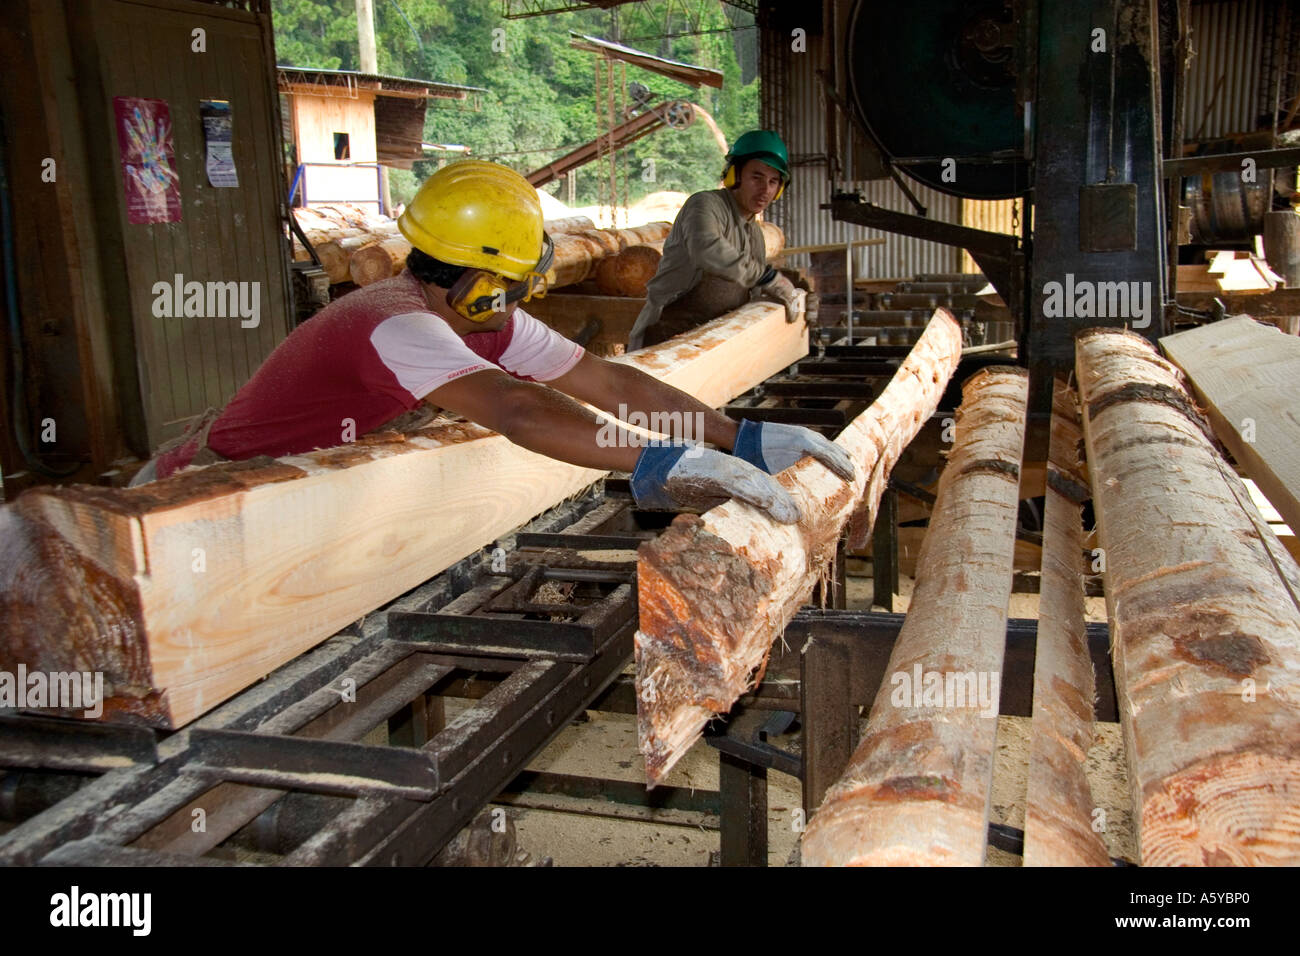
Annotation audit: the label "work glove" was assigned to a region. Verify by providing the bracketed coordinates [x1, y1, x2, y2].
[733, 420, 857, 481]
[630, 444, 801, 524]
[758, 270, 801, 323]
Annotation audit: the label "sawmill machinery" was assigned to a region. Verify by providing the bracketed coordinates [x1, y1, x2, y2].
[826, 0, 1299, 423]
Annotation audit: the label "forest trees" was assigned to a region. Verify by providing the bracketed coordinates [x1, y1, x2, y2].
[272, 0, 759, 207]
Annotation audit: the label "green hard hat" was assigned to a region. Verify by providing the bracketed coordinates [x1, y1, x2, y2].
[726, 129, 789, 179]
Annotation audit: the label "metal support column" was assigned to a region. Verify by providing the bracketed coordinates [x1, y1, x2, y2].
[872, 486, 898, 610]
[718, 750, 767, 867]
[800, 638, 856, 817]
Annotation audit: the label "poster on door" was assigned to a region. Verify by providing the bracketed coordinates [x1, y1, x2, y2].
[113, 96, 182, 224]
[200, 99, 239, 188]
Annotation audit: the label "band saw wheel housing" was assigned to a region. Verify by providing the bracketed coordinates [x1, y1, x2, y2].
[847, 0, 1029, 200]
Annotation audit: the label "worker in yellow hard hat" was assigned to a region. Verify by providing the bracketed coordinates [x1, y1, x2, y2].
[131, 161, 852, 522]
[628, 130, 802, 350]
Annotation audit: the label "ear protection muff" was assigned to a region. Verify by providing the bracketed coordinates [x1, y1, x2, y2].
[723, 161, 787, 200]
[447, 234, 554, 322]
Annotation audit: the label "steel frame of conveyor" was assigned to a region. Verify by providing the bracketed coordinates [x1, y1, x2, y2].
[0, 485, 655, 867]
[703, 610, 1118, 867]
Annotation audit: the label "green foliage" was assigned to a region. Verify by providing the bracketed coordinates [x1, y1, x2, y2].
[272, 0, 759, 208]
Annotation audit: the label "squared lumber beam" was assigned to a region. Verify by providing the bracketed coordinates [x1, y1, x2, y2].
[0, 302, 805, 728]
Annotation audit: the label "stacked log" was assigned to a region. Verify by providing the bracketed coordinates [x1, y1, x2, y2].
[609, 222, 673, 249]
[758, 220, 784, 259]
[290, 203, 398, 267]
[349, 237, 419, 287]
[1075, 327, 1300, 866]
[588, 223, 785, 298]
[593, 241, 665, 297]
[543, 215, 597, 235]
[635, 309, 964, 786]
[801, 366, 1028, 867]
[544, 233, 606, 289]
[294, 213, 760, 295]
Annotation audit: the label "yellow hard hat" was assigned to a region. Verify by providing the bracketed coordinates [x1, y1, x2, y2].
[398, 160, 545, 281]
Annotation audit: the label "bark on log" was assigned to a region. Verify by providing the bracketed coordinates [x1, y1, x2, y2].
[349, 237, 414, 287]
[800, 367, 1028, 866]
[1076, 328, 1300, 866]
[578, 229, 623, 257]
[1022, 380, 1110, 867]
[635, 309, 964, 787]
[0, 302, 807, 729]
[593, 242, 665, 297]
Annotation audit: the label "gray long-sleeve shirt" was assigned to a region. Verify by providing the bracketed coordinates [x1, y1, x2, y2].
[628, 188, 767, 349]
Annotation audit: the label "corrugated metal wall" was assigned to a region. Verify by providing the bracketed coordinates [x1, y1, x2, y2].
[960, 199, 1020, 273]
[1185, 0, 1268, 140]
[761, 16, 963, 279]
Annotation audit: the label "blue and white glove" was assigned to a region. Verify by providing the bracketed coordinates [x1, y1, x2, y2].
[630, 444, 800, 524]
[732, 420, 856, 480]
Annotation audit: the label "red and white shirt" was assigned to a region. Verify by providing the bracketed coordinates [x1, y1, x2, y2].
[155, 269, 584, 478]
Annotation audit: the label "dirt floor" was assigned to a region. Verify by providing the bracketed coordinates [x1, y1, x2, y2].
[483, 570, 1135, 867]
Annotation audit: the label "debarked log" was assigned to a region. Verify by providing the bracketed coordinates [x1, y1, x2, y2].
[1022, 379, 1109, 867]
[634, 309, 964, 788]
[800, 367, 1028, 866]
[1075, 327, 1300, 866]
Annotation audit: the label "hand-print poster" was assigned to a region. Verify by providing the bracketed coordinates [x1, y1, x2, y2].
[113, 96, 182, 224]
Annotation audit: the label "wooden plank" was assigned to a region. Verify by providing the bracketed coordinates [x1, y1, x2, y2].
[1076, 327, 1300, 866]
[800, 367, 1028, 866]
[635, 310, 964, 787]
[777, 237, 887, 257]
[1022, 381, 1110, 867]
[1175, 288, 1300, 318]
[1175, 264, 1223, 293]
[1160, 315, 1300, 539]
[0, 302, 806, 728]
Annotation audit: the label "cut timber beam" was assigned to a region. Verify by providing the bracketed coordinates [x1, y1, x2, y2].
[800, 367, 1028, 867]
[1022, 380, 1109, 867]
[0, 302, 806, 729]
[1159, 315, 1300, 539]
[1076, 327, 1300, 866]
[635, 310, 964, 787]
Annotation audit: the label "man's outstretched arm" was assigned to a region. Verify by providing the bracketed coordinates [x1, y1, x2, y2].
[547, 353, 740, 449]
[428, 368, 642, 471]
[549, 355, 855, 482]
[426, 367, 802, 523]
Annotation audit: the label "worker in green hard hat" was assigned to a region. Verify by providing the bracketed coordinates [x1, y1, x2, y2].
[628, 129, 801, 350]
